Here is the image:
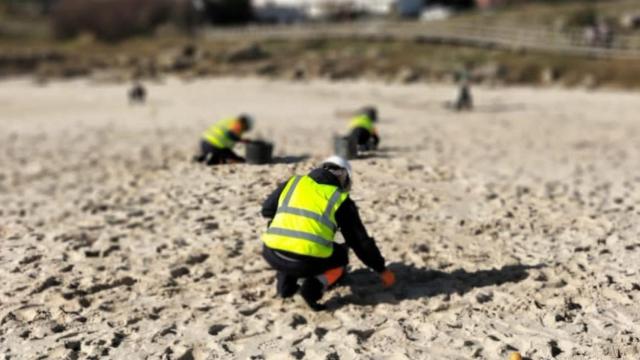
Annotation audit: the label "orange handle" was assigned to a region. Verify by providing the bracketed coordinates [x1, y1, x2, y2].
[380, 269, 396, 288]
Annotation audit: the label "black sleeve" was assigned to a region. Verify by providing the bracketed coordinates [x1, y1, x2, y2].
[335, 197, 386, 272]
[261, 180, 288, 219]
[372, 133, 379, 145]
[226, 130, 241, 142]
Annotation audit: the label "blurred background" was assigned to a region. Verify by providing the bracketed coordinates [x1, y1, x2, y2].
[1, 0, 640, 87]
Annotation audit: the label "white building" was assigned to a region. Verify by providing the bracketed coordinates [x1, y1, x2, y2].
[252, 0, 424, 23]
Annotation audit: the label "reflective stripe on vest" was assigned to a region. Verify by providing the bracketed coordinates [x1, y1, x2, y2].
[262, 175, 348, 258]
[349, 115, 375, 133]
[202, 118, 239, 149]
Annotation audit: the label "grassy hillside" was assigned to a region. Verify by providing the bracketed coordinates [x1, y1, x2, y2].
[1, 0, 640, 89]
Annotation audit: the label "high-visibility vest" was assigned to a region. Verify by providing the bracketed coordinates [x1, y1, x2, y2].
[202, 118, 241, 149]
[262, 175, 349, 258]
[349, 115, 376, 134]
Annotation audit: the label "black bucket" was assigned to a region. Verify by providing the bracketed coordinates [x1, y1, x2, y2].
[246, 140, 274, 164]
[334, 136, 357, 159]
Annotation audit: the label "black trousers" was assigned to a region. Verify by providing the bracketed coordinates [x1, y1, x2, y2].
[455, 85, 473, 110]
[193, 140, 244, 165]
[349, 128, 379, 150]
[262, 244, 349, 297]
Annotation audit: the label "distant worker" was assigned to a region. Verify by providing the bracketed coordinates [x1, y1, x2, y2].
[128, 82, 146, 104]
[454, 67, 473, 111]
[348, 106, 379, 152]
[193, 114, 254, 165]
[261, 156, 396, 310]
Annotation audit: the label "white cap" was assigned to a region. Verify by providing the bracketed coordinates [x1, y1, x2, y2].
[321, 155, 353, 183]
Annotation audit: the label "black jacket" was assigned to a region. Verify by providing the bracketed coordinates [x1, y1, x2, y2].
[261, 168, 386, 273]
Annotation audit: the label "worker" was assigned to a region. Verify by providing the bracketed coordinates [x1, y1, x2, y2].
[261, 155, 396, 310]
[128, 82, 146, 105]
[193, 114, 253, 165]
[454, 67, 473, 111]
[348, 106, 379, 152]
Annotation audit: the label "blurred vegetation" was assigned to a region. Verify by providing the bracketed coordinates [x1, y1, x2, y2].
[2, 34, 640, 89]
[565, 6, 598, 27]
[1, 0, 640, 88]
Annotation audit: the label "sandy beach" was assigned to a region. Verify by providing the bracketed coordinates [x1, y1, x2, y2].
[1, 77, 639, 359]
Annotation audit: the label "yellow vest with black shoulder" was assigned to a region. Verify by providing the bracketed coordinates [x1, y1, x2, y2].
[202, 118, 240, 149]
[262, 175, 349, 258]
[349, 115, 375, 134]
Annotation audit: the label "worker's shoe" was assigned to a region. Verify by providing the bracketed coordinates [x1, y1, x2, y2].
[300, 278, 326, 311]
[193, 153, 206, 163]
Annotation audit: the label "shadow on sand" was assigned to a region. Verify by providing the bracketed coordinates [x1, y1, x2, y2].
[270, 154, 310, 164]
[443, 101, 528, 114]
[473, 103, 528, 114]
[326, 262, 544, 309]
[354, 151, 394, 160]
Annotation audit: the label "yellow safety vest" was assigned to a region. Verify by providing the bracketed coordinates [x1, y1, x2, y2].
[262, 175, 349, 258]
[349, 115, 376, 134]
[202, 118, 241, 149]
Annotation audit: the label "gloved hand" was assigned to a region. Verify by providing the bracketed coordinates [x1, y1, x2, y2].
[379, 269, 396, 288]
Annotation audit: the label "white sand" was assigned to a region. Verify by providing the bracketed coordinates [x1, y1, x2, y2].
[1, 77, 639, 359]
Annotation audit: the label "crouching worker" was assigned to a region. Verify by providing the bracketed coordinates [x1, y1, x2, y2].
[349, 106, 379, 152]
[261, 155, 396, 310]
[193, 114, 254, 165]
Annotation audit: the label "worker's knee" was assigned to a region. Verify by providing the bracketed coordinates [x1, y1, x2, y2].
[332, 244, 349, 267]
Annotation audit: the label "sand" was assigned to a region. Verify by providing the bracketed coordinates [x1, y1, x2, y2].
[1, 77, 639, 359]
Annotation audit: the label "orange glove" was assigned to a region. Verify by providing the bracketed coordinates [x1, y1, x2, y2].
[380, 269, 396, 288]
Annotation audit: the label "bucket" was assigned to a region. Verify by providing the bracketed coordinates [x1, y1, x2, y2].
[245, 140, 274, 164]
[333, 136, 357, 159]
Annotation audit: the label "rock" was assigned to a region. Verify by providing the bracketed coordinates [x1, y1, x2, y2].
[225, 43, 270, 63]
